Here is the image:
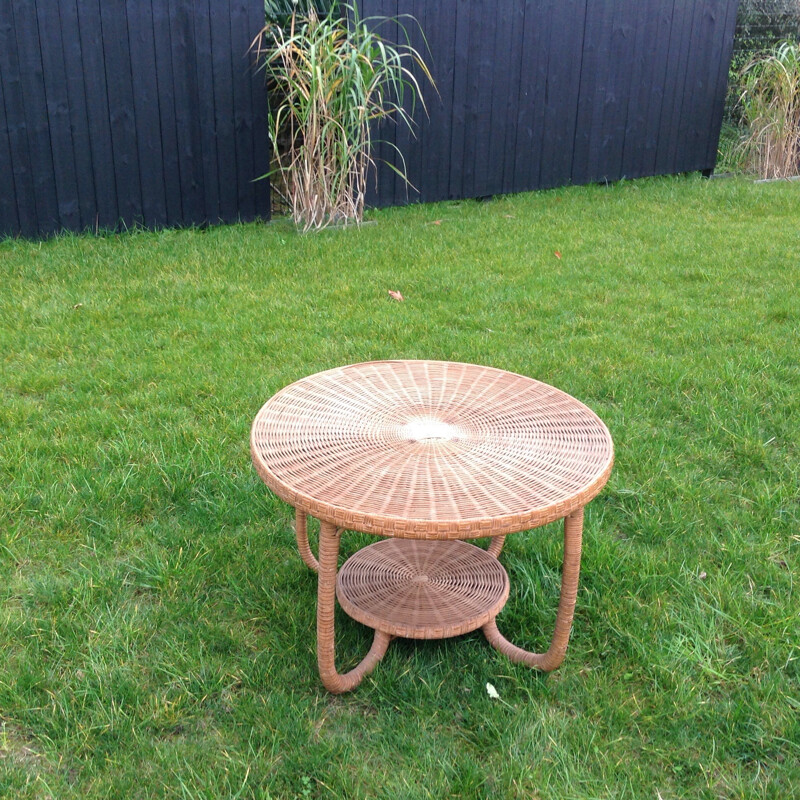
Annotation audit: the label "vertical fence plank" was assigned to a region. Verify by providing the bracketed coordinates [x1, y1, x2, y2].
[58, 0, 97, 230]
[583, 0, 617, 183]
[401, 0, 427, 204]
[211, 0, 240, 223]
[670, 0, 701, 174]
[448, 0, 471, 200]
[0, 65, 21, 236]
[596, 1, 637, 182]
[359, 1, 389, 207]
[406, 0, 426, 202]
[485, 0, 510, 197]
[99, 0, 142, 227]
[571, 0, 603, 185]
[360, 1, 389, 208]
[77, 0, 118, 230]
[518, 0, 553, 192]
[531, 0, 556, 190]
[705, 0, 738, 169]
[655, 0, 693, 175]
[385, 0, 404, 205]
[171, 0, 206, 224]
[0, 2, 36, 237]
[512, 0, 536, 194]
[151, 0, 184, 225]
[247, 0, 270, 219]
[195, 0, 222, 224]
[461, 0, 488, 198]
[540, 0, 586, 189]
[13, 2, 60, 234]
[640, 0, 676, 177]
[194, 0, 221, 224]
[621, 0, 658, 179]
[36, 2, 81, 231]
[127, 0, 168, 228]
[570, 0, 595, 185]
[471, 0, 499, 196]
[384, 0, 414, 204]
[230, 0, 256, 220]
[500, 1, 527, 195]
[679, 0, 718, 172]
[421, 0, 455, 203]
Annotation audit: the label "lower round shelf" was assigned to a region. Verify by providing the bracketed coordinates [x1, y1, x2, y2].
[336, 538, 509, 639]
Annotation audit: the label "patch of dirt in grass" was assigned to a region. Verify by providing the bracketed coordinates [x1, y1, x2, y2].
[312, 696, 378, 740]
[1, 719, 79, 788]
[0, 719, 49, 774]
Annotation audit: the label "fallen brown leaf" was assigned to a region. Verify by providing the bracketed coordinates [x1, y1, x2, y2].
[554, 251, 562, 259]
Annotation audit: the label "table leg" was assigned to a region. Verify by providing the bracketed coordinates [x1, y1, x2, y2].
[316, 521, 392, 693]
[294, 509, 319, 572]
[482, 507, 584, 671]
[487, 535, 506, 559]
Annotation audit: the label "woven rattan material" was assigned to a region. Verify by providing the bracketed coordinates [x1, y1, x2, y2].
[336, 539, 509, 639]
[251, 361, 615, 692]
[251, 360, 614, 539]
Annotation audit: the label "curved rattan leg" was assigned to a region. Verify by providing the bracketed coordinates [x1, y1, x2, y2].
[483, 508, 584, 671]
[316, 521, 391, 693]
[294, 509, 319, 572]
[487, 535, 506, 559]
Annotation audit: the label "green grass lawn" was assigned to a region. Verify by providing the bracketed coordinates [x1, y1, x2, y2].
[1, 175, 798, 799]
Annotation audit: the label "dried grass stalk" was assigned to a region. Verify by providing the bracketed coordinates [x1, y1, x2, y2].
[737, 40, 800, 179]
[253, 5, 432, 231]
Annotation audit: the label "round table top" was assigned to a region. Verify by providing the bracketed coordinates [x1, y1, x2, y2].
[251, 360, 614, 539]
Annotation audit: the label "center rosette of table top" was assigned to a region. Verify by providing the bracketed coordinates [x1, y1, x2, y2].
[398, 416, 461, 443]
[336, 539, 510, 639]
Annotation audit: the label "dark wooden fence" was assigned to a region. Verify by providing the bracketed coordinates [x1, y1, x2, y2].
[363, 0, 739, 207]
[2, 0, 739, 237]
[0, 0, 269, 238]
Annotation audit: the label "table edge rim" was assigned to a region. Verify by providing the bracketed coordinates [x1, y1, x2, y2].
[251, 361, 614, 538]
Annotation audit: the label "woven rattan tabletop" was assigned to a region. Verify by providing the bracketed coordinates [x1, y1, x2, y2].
[251, 360, 613, 539]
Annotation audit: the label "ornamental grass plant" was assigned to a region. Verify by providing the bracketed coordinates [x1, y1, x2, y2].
[737, 40, 800, 178]
[254, 3, 432, 231]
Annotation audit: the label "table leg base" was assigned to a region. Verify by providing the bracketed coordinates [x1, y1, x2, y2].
[482, 619, 562, 671]
[482, 507, 584, 673]
[319, 629, 393, 694]
[318, 521, 395, 694]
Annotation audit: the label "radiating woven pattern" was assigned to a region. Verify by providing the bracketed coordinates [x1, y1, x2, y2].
[251, 360, 614, 538]
[336, 539, 509, 639]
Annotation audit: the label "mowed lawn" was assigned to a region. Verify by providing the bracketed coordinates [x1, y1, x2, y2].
[1, 176, 798, 799]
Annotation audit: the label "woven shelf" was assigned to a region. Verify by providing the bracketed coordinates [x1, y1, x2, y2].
[336, 539, 509, 639]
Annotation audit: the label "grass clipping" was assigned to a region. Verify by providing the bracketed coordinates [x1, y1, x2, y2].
[737, 40, 800, 179]
[254, 5, 432, 231]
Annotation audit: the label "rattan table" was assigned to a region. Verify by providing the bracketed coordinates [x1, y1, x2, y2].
[251, 360, 613, 693]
